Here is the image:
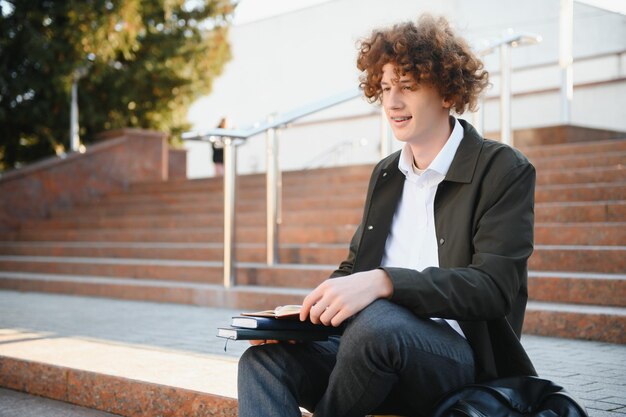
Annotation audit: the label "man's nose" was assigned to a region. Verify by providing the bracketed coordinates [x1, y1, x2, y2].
[385, 89, 403, 110]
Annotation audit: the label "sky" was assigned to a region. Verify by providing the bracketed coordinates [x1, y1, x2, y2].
[232, 0, 333, 25]
[231, 0, 625, 25]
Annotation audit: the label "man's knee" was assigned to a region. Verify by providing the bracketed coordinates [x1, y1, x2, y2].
[344, 300, 416, 340]
[338, 300, 414, 364]
[238, 344, 291, 380]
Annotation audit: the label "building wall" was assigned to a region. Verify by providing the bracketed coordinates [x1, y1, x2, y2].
[186, 0, 626, 177]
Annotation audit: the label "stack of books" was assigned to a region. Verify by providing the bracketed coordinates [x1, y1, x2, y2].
[217, 305, 345, 341]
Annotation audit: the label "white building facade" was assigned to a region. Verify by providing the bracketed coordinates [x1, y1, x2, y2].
[186, 0, 626, 177]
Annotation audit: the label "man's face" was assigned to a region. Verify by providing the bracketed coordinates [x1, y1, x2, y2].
[381, 63, 450, 146]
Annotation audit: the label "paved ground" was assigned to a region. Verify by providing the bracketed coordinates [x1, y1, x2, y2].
[0, 290, 624, 416]
[0, 388, 121, 417]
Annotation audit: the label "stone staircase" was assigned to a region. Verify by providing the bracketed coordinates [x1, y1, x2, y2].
[0, 135, 624, 343]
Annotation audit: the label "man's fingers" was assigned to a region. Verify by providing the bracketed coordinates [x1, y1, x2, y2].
[319, 303, 339, 326]
[330, 310, 349, 327]
[300, 288, 323, 321]
[309, 299, 332, 324]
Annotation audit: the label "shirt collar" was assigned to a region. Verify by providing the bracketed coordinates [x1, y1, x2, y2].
[398, 117, 464, 181]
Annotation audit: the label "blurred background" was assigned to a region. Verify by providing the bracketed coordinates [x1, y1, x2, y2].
[1, 0, 625, 177]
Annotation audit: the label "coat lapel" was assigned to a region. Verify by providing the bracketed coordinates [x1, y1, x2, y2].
[444, 119, 484, 184]
[353, 152, 404, 272]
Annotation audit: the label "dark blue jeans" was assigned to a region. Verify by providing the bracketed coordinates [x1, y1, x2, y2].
[237, 299, 475, 417]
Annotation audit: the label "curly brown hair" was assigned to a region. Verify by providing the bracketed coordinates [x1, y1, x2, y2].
[357, 14, 489, 114]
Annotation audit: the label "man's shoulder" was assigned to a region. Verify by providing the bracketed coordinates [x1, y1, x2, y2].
[479, 137, 533, 171]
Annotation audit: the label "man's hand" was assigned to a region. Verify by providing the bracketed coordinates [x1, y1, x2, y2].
[299, 269, 393, 327]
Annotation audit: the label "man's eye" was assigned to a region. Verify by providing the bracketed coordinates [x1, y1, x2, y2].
[381, 87, 390, 92]
[403, 85, 413, 91]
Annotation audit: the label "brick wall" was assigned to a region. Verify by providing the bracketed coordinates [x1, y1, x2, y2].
[168, 148, 187, 180]
[0, 129, 186, 231]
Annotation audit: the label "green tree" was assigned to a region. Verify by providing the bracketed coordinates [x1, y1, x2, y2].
[0, 0, 234, 172]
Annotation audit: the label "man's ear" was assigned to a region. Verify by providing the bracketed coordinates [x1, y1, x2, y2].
[442, 98, 453, 109]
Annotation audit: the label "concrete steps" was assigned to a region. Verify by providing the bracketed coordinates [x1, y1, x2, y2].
[0, 271, 310, 309]
[525, 302, 626, 344]
[535, 166, 625, 186]
[0, 133, 624, 343]
[534, 182, 626, 203]
[0, 257, 331, 288]
[43, 181, 624, 215]
[519, 137, 626, 158]
[529, 151, 626, 170]
[1, 263, 624, 303]
[2, 222, 624, 247]
[17, 201, 626, 231]
[528, 271, 626, 306]
[0, 225, 359, 244]
[534, 201, 626, 222]
[528, 245, 626, 273]
[0, 270, 623, 344]
[1, 243, 624, 273]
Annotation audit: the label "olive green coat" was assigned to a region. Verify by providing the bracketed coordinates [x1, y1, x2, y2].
[331, 119, 537, 381]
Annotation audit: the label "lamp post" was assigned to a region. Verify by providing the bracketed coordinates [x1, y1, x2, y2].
[70, 66, 88, 153]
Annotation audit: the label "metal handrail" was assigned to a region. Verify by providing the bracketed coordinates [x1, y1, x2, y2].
[474, 30, 542, 145]
[478, 31, 543, 56]
[183, 87, 362, 288]
[182, 88, 361, 141]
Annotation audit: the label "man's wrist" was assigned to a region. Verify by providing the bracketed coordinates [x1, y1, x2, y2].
[375, 268, 394, 299]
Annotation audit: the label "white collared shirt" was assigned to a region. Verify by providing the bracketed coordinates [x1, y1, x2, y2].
[381, 117, 466, 337]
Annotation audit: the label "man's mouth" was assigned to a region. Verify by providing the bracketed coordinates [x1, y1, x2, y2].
[391, 116, 412, 122]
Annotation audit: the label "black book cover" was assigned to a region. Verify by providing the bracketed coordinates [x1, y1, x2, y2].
[217, 327, 342, 342]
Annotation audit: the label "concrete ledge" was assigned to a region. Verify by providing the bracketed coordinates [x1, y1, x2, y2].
[0, 330, 238, 416]
[0, 357, 237, 417]
[0, 328, 316, 416]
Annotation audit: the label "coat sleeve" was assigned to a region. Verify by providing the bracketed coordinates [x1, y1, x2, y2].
[382, 161, 536, 321]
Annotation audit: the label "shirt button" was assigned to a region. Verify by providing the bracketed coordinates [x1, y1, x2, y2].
[367, 225, 374, 230]
[382, 172, 388, 177]
[439, 238, 445, 245]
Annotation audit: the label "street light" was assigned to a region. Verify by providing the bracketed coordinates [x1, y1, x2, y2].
[70, 66, 89, 153]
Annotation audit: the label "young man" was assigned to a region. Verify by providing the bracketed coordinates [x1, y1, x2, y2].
[238, 14, 536, 417]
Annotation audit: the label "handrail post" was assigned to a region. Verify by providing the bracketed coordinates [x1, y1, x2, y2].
[500, 36, 512, 146]
[559, 0, 574, 124]
[223, 137, 237, 288]
[472, 96, 485, 135]
[266, 116, 280, 265]
[380, 107, 392, 158]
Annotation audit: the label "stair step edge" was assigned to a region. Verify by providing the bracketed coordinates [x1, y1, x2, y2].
[527, 301, 626, 315]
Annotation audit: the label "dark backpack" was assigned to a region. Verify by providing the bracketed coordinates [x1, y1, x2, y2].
[431, 376, 588, 417]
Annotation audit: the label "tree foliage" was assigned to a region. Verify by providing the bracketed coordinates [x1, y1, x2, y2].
[0, 0, 234, 171]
